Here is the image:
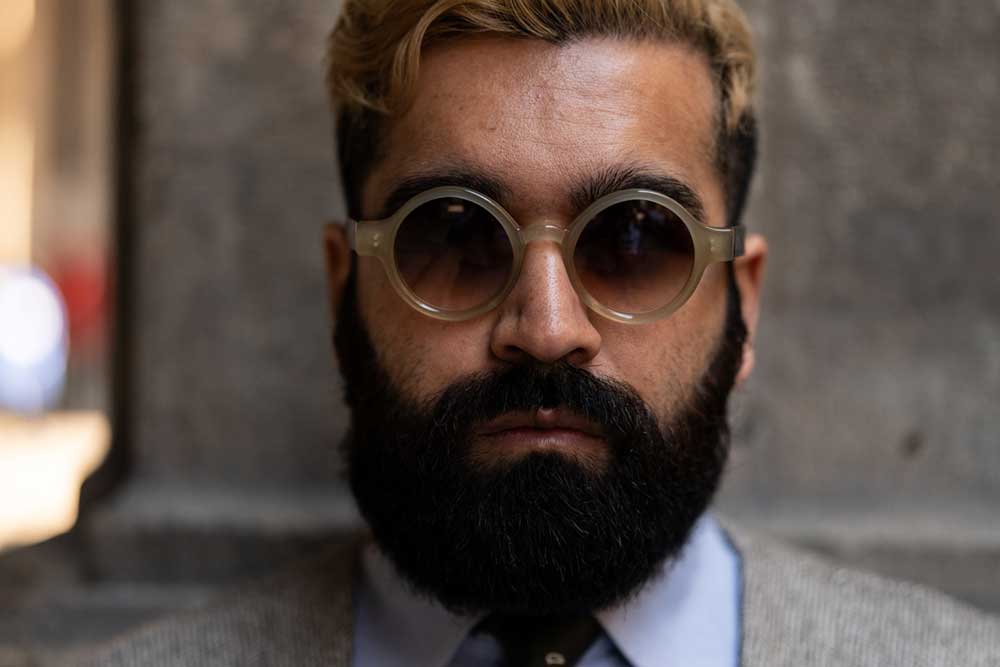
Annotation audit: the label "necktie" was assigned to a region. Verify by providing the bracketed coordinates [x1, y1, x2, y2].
[475, 613, 603, 667]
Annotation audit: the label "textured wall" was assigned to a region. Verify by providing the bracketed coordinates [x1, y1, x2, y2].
[722, 0, 1000, 505]
[125, 0, 345, 485]
[716, 0, 1000, 610]
[109, 0, 999, 606]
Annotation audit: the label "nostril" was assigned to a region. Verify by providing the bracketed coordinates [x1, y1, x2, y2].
[564, 347, 593, 367]
[500, 344, 530, 364]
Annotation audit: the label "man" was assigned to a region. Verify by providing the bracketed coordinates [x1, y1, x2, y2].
[83, 1, 999, 665]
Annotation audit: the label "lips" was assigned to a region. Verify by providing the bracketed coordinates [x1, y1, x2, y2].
[475, 407, 605, 439]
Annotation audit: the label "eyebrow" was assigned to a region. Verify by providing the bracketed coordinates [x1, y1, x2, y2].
[373, 163, 707, 223]
[373, 170, 510, 220]
[570, 164, 707, 224]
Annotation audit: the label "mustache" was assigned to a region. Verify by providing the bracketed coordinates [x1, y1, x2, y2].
[422, 361, 656, 445]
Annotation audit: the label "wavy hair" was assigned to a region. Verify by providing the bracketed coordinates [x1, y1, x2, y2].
[327, 0, 758, 225]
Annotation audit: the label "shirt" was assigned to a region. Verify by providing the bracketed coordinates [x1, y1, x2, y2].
[352, 513, 741, 667]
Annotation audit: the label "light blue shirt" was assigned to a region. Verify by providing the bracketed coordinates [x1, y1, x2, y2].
[352, 513, 741, 667]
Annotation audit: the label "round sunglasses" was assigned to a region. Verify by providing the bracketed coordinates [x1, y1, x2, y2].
[347, 186, 745, 324]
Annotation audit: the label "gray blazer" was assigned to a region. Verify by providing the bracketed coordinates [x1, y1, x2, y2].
[69, 525, 1000, 666]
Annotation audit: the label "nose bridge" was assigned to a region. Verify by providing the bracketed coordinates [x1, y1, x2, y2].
[519, 223, 567, 246]
[514, 222, 573, 301]
[491, 221, 600, 366]
[512, 226, 584, 337]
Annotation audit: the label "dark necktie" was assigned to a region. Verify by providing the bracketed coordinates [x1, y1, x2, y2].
[475, 613, 603, 667]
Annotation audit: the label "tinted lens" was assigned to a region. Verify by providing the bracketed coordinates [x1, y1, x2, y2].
[394, 197, 514, 312]
[573, 199, 694, 314]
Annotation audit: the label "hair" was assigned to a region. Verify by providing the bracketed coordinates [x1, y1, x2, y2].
[326, 0, 758, 227]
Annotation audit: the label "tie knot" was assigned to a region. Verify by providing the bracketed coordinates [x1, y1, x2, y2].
[475, 613, 602, 667]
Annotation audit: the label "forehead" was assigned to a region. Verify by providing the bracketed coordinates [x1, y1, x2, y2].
[363, 36, 722, 220]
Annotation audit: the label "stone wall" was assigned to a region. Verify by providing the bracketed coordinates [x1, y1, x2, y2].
[123, 0, 346, 486]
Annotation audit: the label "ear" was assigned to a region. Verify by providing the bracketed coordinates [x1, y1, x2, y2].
[733, 233, 767, 386]
[323, 223, 352, 316]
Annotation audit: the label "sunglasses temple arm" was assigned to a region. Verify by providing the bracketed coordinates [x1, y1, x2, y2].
[732, 225, 746, 259]
[346, 219, 386, 258]
[705, 224, 747, 262]
[345, 219, 359, 252]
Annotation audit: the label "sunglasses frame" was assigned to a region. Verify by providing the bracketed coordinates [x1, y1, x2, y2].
[346, 186, 745, 324]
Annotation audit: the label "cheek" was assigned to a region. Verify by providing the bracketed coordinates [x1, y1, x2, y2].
[602, 324, 702, 418]
[599, 269, 728, 418]
[356, 257, 494, 398]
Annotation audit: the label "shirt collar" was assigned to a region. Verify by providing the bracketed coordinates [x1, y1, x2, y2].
[354, 544, 483, 667]
[596, 514, 740, 667]
[353, 513, 739, 667]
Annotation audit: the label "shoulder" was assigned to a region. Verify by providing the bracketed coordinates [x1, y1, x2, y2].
[722, 521, 1000, 667]
[67, 541, 361, 667]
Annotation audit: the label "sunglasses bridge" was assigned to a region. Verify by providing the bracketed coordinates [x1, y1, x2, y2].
[518, 223, 568, 245]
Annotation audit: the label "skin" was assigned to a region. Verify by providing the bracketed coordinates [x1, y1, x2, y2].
[325, 36, 767, 468]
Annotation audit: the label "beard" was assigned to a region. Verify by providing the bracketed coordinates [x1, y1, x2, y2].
[334, 268, 746, 616]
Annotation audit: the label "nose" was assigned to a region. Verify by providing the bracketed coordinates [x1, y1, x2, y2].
[490, 241, 602, 366]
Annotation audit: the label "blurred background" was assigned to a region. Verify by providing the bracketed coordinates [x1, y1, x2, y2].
[0, 0, 998, 662]
[0, 0, 112, 552]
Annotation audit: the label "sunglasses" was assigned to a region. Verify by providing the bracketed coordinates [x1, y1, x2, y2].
[347, 186, 745, 324]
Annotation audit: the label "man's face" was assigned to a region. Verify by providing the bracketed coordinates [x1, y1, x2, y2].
[327, 36, 766, 614]
[357, 37, 740, 448]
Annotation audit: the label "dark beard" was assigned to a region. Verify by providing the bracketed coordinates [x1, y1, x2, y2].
[334, 268, 746, 616]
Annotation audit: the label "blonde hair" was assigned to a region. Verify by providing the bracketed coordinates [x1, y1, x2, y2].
[327, 0, 758, 222]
